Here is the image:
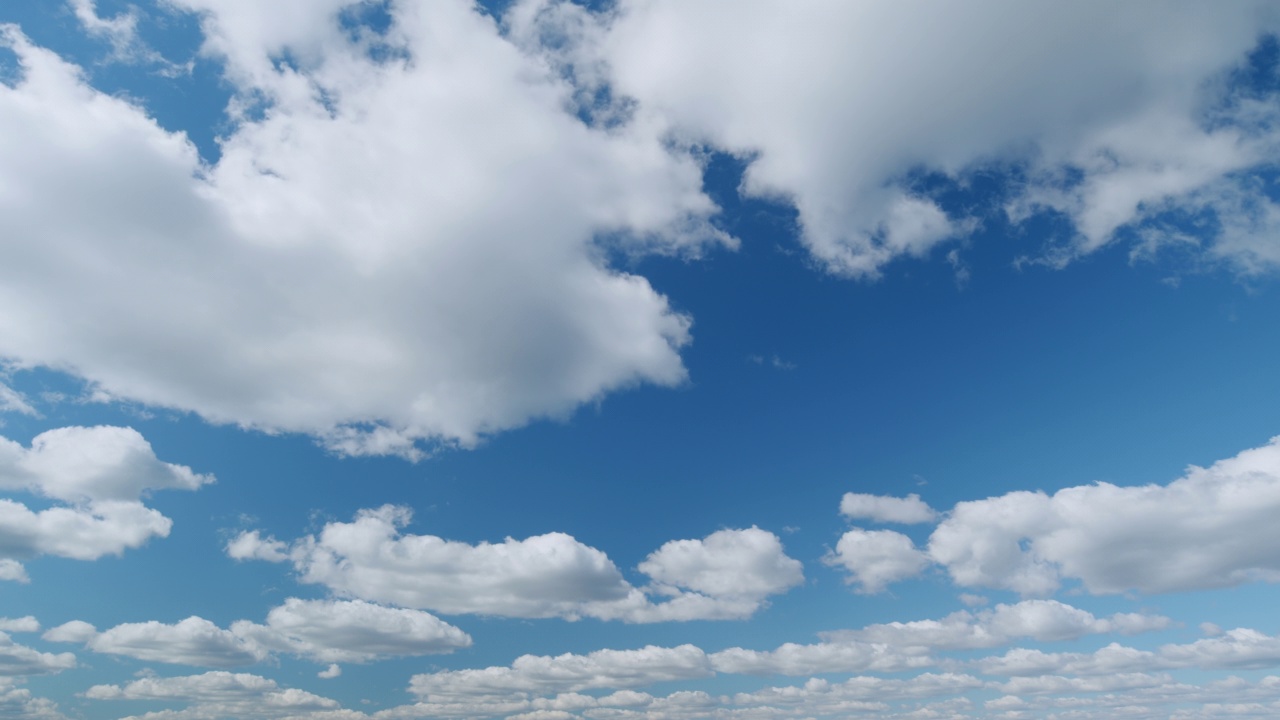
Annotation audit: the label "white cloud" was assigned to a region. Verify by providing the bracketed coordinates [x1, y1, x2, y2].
[88, 617, 267, 668]
[548, 0, 1280, 277]
[0, 426, 213, 504]
[224, 530, 288, 562]
[636, 527, 803, 601]
[0, 618, 36, 634]
[234, 508, 800, 622]
[230, 598, 472, 663]
[0, 426, 211, 580]
[0, 0, 728, 457]
[0, 633, 75, 677]
[0, 383, 34, 416]
[40, 621, 96, 644]
[824, 599, 1168, 650]
[0, 681, 67, 720]
[84, 671, 343, 719]
[825, 527, 930, 593]
[928, 435, 1280, 595]
[409, 645, 713, 700]
[70, 599, 470, 668]
[840, 493, 937, 524]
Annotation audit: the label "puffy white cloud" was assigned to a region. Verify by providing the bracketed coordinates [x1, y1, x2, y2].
[825, 528, 930, 593]
[230, 598, 472, 663]
[0, 618, 37, 634]
[839, 493, 937, 524]
[537, 0, 1280, 277]
[636, 527, 804, 600]
[0, 633, 74, 677]
[708, 641, 930, 677]
[69, 599, 469, 668]
[224, 530, 288, 562]
[84, 671, 343, 720]
[928, 435, 1280, 595]
[0, 426, 212, 504]
[88, 617, 267, 668]
[0, 681, 67, 720]
[0, 0, 728, 458]
[234, 507, 800, 622]
[40, 621, 96, 644]
[408, 645, 713, 700]
[0, 426, 211, 579]
[825, 599, 1168, 650]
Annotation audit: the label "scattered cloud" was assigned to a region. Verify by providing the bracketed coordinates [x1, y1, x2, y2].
[0, 427, 211, 579]
[825, 528, 931, 593]
[231, 507, 801, 622]
[840, 492, 937, 524]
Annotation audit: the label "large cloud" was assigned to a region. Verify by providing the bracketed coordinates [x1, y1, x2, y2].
[928, 435, 1280, 596]
[515, 0, 1280, 277]
[231, 507, 800, 622]
[0, 0, 726, 458]
[0, 426, 212, 580]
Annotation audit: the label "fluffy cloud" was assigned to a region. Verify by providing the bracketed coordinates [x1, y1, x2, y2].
[0, 633, 74, 677]
[59, 599, 470, 667]
[230, 598, 472, 663]
[525, 0, 1280, 277]
[825, 528, 930, 593]
[409, 645, 714, 700]
[825, 599, 1169, 650]
[0, 383, 34, 416]
[233, 507, 800, 622]
[87, 617, 267, 668]
[839, 493, 937, 524]
[0, 618, 37, 634]
[0, 427, 210, 579]
[0, 0, 728, 458]
[636, 527, 804, 600]
[84, 671, 343, 719]
[928, 435, 1280, 595]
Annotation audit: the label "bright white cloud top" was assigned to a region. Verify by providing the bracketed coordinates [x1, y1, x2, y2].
[0, 1, 1278, 718]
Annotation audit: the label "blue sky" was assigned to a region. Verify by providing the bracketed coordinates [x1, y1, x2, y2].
[2, 1, 1280, 719]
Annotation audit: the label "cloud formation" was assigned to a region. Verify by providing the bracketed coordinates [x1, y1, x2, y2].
[231, 507, 801, 622]
[0, 426, 212, 580]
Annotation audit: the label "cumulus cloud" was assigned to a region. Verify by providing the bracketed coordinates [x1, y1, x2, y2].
[84, 671, 342, 719]
[823, 599, 1169, 650]
[0, 618, 37, 634]
[523, 0, 1280, 278]
[0, 426, 211, 580]
[0, 0, 728, 458]
[64, 599, 470, 668]
[636, 527, 804, 600]
[928, 435, 1280, 595]
[0, 633, 75, 677]
[825, 528, 930, 593]
[40, 621, 96, 644]
[88, 617, 267, 668]
[840, 493, 937, 524]
[230, 598, 472, 663]
[232, 507, 800, 622]
[409, 645, 714, 700]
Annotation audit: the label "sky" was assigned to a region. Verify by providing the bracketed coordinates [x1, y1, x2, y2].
[1, 1, 1280, 719]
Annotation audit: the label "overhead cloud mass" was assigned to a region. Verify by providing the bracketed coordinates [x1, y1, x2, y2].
[1, 0, 1277, 456]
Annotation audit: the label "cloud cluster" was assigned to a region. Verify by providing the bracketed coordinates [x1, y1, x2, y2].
[0, 0, 726, 457]
[0, 426, 212, 581]
[929, 435, 1280, 595]
[829, 438, 1280, 597]
[46, 599, 471, 668]
[529, 0, 1280, 277]
[231, 507, 801, 622]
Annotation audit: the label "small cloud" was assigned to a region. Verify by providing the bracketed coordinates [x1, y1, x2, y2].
[318, 664, 342, 679]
